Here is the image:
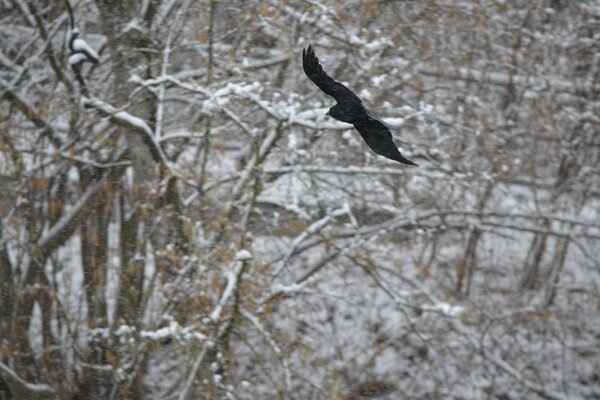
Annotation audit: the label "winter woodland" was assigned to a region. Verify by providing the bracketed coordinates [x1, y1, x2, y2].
[0, 0, 599, 399]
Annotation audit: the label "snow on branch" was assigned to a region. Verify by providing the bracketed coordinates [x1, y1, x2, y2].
[210, 259, 246, 321]
[241, 309, 292, 392]
[262, 165, 409, 176]
[483, 350, 584, 400]
[83, 97, 169, 166]
[418, 65, 600, 96]
[37, 177, 105, 253]
[178, 255, 250, 400]
[0, 77, 54, 138]
[129, 74, 211, 97]
[0, 361, 58, 400]
[68, 28, 100, 64]
[12, 0, 37, 27]
[275, 2, 356, 46]
[271, 203, 352, 279]
[224, 128, 281, 211]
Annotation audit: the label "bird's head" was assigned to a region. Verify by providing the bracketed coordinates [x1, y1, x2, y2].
[326, 106, 340, 119]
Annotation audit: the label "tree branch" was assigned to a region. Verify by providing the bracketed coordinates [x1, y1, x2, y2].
[0, 361, 58, 400]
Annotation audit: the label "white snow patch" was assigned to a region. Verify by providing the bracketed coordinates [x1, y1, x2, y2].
[359, 88, 373, 101]
[423, 302, 466, 318]
[383, 117, 405, 127]
[235, 249, 252, 261]
[371, 74, 387, 87]
[114, 111, 153, 134]
[68, 53, 87, 65]
[72, 38, 99, 61]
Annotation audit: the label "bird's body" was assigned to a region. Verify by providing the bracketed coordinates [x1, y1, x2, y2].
[302, 44, 417, 166]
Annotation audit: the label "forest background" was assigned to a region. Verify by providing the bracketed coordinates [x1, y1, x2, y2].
[0, 0, 599, 399]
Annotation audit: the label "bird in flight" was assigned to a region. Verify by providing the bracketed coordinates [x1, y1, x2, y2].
[302, 44, 417, 166]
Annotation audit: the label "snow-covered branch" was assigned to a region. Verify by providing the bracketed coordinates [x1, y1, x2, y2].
[0, 77, 54, 139]
[178, 253, 250, 400]
[37, 177, 105, 253]
[271, 203, 352, 279]
[83, 97, 169, 166]
[241, 309, 292, 392]
[0, 361, 58, 400]
[417, 65, 600, 97]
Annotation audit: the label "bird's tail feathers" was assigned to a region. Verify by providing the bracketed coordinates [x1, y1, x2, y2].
[392, 153, 418, 166]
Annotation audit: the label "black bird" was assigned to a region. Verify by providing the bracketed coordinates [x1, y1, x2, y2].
[302, 44, 417, 166]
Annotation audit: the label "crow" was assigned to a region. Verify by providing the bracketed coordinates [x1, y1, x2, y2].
[302, 44, 417, 166]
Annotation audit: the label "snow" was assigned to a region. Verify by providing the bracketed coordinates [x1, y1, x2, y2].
[115, 325, 135, 336]
[364, 38, 390, 52]
[359, 88, 373, 101]
[72, 38, 99, 60]
[271, 282, 308, 295]
[0, 361, 58, 399]
[371, 74, 386, 87]
[383, 117, 405, 127]
[68, 53, 87, 65]
[114, 111, 153, 134]
[422, 302, 466, 318]
[37, 179, 105, 250]
[235, 249, 252, 261]
[122, 18, 143, 35]
[140, 321, 207, 342]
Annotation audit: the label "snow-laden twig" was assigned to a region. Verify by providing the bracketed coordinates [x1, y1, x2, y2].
[274, 1, 355, 45]
[271, 203, 352, 279]
[153, 0, 180, 31]
[241, 92, 353, 131]
[25, 147, 131, 169]
[153, 0, 189, 139]
[369, 273, 583, 400]
[178, 256, 248, 400]
[177, 339, 210, 400]
[37, 177, 105, 252]
[210, 259, 245, 321]
[262, 165, 410, 176]
[83, 97, 170, 167]
[129, 74, 211, 97]
[397, 275, 581, 400]
[0, 77, 54, 139]
[482, 349, 583, 400]
[13, 0, 36, 27]
[417, 65, 600, 97]
[241, 309, 293, 393]
[208, 126, 282, 226]
[421, 302, 465, 318]
[236, 53, 291, 70]
[0, 361, 58, 400]
[69, 29, 100, 64]
[221, 107, 258, 137]
[255, 280, 316, 314]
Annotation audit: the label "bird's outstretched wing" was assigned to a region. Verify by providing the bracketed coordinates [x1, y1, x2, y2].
[302, 44, 362, 105]
[302, 44, 418, 166]
[353, 118, 418, 166]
